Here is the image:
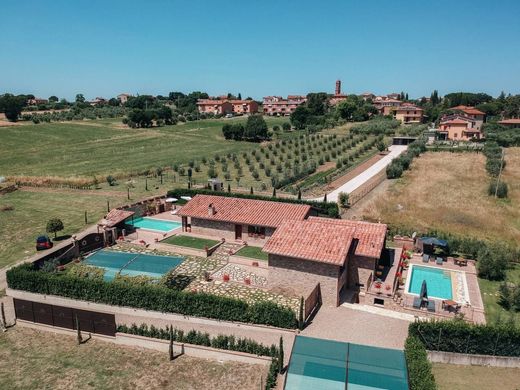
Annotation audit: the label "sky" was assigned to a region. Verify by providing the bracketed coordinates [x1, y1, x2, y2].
[1, 0, 520, 100]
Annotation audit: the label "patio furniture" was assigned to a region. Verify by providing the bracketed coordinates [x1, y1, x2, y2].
[436, 257, 443, 265]
[413, 296, 422, 309]
[442, 299, 460, 313]
[422, 254, 430, 263]
[454, 258, 468, 267]
[427, 300, 436, 312]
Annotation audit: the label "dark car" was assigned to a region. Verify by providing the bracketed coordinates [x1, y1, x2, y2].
[36, 235, 53, 251]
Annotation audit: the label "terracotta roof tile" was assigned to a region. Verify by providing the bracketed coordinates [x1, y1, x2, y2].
[103, 209, 135, 228]
[178, 195, 311, 228]
[308, 217, 387, 258]
[451, 105, 485, 116]
[262, 219, 356, 265]
[498, 118, 520, 125]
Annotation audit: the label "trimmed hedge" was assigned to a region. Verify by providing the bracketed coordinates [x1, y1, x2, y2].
[409, 320, 520, 357]
[166, 188, 339, 218]
[117, 323, 278, 357]
[386, 137, 427, 179]
[404, 336, 436, 390]
[7, 263, 297, 329]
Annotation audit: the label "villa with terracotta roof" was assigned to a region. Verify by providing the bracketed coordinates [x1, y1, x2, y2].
[439, 113, 483, 140]
[449, 105, 486, 129]
[263, 95, 306, 116]
[197, 99, 258, 115]
[178, 194, 388, 307]
[392, 105, 424, 124]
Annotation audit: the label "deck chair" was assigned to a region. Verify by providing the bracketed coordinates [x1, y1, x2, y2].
[422, 254, 430, 263]
[436, 257, 443, 265]
[413, 296, 422, 309]
[427, 300, 436, 312]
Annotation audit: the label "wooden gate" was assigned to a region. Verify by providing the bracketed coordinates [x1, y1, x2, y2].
[14, 299, 116, 336]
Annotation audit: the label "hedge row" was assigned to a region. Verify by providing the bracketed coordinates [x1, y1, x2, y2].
[117, 323, 278, 357]
[404, 336, 436, 390]
[409, 320, 520, 357]
[166, 188, 339, 218]
[386, 137, 427, 179]
[7, 264, 297, 329]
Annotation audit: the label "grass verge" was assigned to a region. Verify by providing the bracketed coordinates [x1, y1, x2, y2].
[235, 246, 268, 261]
[162, 235, 220, 250]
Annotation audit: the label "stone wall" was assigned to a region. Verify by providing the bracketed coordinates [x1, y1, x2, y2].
[347, 255, 376, 292]
[427, 350, 520, 368]
[268, 254, 341, 307]
[190, 218, 274, 245]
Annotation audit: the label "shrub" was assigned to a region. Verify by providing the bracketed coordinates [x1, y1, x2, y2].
[46, 218, 64, 239]
[477, 242, 512, 281]
[404, 336, 436, 390]
[386, 161, 403, 179]
[488, 180, 508, 198]
[338, 192, 349, 208]
[7, 264, 298, 329]
[106, 175, 117, 186]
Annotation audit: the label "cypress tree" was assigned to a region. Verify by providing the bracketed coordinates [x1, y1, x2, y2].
[250, 186, 254, 194]
[75, 314, 82, 345]
[278, 337, 284, 373]
[272, 188, 276, 197]
[297, 189, 301, 200]
[298, 296, 304, 330]
[145, 177, 148, 191]
[323, 193, 327, 202]
[169, 325, 174, 361]
[227, 183, 231, 193]
[0, 302, 6, 330]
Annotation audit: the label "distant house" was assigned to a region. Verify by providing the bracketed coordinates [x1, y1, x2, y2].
[117, 93, 132, 104]
[27, 97, 48, 105]
[392, 105, 424, 124]
[196, 99, 233, 115]
[439, 116, 481, 141]
[449, 105, 485, 130]
[360, 92, 376, 101]
[227, 99, 259, 114]
[373, 98, 402, 116]
[498, 118, 520, 128]
[263, 95, 306, 116]
[89, 97, 106, 106]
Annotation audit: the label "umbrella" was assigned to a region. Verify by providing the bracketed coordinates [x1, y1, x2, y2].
[420, 280, 428, 302]
[165, 197, 178, 203]
[181, 196, 192, 201]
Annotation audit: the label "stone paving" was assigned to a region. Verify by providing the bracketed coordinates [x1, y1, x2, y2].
[211, 263, 267, 287]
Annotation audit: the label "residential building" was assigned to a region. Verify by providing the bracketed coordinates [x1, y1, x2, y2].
[179, 194, 387, 307]
[117, 93, 132, 104]
[196, 99, 233, 115]
[89, 97, 106, 106]
[360, 92, 376, 101]
[27, 97, 48, 105]
[392, 105, 424, 124]
[439, 116, 482, 140]
[450, 105, 485, 130]
[373, 98, 402, 115]
[498, 118, 520, 128]
[228, 99, 259, 114]
[263, 95, 306, 116]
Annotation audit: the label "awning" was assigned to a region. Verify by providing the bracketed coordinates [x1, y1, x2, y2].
[180, 196, 192, 201]
[420, 237, 448, 247]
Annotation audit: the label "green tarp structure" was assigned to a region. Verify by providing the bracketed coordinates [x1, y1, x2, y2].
[285, 336, 409, 390]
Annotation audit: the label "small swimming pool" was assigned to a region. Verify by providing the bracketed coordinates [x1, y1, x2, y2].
[84, 249, 184, 281]
[407, 265, 453, 300]
[126, 216, 181, 233]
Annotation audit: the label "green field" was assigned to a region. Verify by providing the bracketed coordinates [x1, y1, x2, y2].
[0, 117, 285, 179]
[235, 245, 268, 261]
[162, 235, 220, 250]
[478, 263, 520, 325]
[432, 363, 520, 390]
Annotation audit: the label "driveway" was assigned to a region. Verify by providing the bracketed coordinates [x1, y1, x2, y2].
[316, 145, 408, 202]
[302, 305, 409, 349]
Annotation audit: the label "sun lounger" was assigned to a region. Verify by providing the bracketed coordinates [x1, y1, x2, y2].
[436, 257, 443, 265]
[413, 296, 422, 309]
[427, 300, 436, 312]
[422, 254, 430, 263]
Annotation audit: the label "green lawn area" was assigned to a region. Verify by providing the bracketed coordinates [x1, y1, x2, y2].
[0, 327, 266, 390]
[432, 363, 520, 390]
[235, 245, 268, 261]
[162, 235, 220, 250]
[478, 262, 520, 325]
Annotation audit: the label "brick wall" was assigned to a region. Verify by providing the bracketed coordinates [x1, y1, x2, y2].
[268, 254, 341, 307]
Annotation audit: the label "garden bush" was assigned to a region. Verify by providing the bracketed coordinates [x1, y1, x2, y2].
[487, 180, 508, 198]
[7, 264, 297, 329]
[404, 336, 436, 390]
[408, 320, 520, 357]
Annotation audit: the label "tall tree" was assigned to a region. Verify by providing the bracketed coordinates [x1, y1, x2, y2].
[0, 94, 26, 121]
[75, 94, 85, 103]
[244, 115, 268, 141]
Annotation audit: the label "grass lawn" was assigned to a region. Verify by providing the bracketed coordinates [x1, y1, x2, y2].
[478, 262, 520, 325]
[432, 363, 520, 390]
[162, 235, 220, 250]
[361, 149, 520, 245]
[235, 245, 268, 261]
[0, 327, 266, 390]
[0, 117, 286, 179]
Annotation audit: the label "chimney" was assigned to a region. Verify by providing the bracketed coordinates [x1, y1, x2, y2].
[335, 79, 341, 96]
[208, 203, 215, 216]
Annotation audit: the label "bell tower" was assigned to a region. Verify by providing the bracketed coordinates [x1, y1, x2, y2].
[335, 79, 341, 95]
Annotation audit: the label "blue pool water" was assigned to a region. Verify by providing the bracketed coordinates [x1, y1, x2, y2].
[126, 216, 181, 232]
[84, 249, 184, 281]
[408, 265, 453, 300]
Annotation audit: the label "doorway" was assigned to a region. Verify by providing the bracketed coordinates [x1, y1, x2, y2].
[235, 224, 242, 240]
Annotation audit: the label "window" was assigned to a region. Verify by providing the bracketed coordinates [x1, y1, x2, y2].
[248, 225, 266, 237]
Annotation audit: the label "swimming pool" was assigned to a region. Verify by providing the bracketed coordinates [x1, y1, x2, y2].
[84, 249, 185, 281]
[406, 264, 453, 300]
[126, 216, 181, 233]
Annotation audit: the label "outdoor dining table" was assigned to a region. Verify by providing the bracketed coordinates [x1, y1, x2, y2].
[442, 299, 460, 312]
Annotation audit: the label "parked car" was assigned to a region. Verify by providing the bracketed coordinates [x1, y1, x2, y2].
[36, 235, 53, 251]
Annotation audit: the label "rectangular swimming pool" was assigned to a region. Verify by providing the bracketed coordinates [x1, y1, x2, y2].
[407, 264, 452, 300]
[126, 216, 181, 233]
[84, 249, 184, 281]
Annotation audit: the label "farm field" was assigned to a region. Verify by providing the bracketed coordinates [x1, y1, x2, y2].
[0, 327, 266, 390]
[361, 149, 520, 245]
[432, 363, 520, 390]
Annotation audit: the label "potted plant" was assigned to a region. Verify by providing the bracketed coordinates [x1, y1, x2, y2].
[244, 277, 251, 285]
[223, 274, 230, 282]
[385, 285, 392, 296]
